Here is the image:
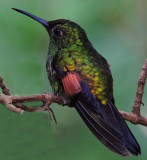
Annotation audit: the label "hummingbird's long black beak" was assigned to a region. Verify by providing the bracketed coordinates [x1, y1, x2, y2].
[12, 8, 49, 29]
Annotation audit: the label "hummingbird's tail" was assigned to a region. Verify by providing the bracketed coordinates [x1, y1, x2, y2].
[74, 81, 141, 157]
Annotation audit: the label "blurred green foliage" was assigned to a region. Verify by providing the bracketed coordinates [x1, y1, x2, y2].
[0, 0, 147, 160]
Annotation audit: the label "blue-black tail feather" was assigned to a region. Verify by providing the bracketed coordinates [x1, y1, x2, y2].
[73, 81, 141, 156]
[108, 102, 141, 155]
[75, 101, 130, 157]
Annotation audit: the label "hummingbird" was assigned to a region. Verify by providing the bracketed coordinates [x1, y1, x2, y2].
[12, 8, 141, 157]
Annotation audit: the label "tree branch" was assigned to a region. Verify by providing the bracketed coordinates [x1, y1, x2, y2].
[0, 58, 147, 126]
[119, 58, 147, 125]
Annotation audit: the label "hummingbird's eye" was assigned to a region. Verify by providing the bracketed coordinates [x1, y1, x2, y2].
[54, 28, 63, 36]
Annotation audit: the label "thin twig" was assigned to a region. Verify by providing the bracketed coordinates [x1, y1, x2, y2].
[132, 58, 147, 116]
[0, 77, 64, 123]
[0, 77, 10, 95]
[120, 58, 147, 126]
[0, 94, 23, 114]
[119, 111, 147, 126]
[0, 93, 64, 123]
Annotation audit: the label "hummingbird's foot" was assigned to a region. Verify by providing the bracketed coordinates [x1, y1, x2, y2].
[47, 107, 57, 125]
[60, 96, 71, 106]
[42, 100, 57, 124]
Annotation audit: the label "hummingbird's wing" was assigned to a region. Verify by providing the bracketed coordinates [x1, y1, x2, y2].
[61, 72, 141, 157]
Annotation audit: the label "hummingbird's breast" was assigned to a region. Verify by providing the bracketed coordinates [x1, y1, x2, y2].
[46, 53, 62, 95]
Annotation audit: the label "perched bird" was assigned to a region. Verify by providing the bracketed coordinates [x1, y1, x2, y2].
[12, 8, 141, 157]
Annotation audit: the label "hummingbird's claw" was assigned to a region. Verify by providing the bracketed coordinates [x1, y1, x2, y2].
[60, 97, 71, 106]
[47, 107, 57, 125]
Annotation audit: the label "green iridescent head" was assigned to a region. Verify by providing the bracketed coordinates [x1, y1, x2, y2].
[12, 8, 89, 49]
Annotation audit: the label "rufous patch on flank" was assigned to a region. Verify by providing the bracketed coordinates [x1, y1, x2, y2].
[62, 72, 82, 97]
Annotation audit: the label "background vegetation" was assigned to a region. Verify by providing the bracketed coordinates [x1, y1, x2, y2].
[0, 0, 146, 160]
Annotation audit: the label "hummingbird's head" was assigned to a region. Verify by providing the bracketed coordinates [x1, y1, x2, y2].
[46, 19, 89, 49]
[12, 8, 89, 49]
